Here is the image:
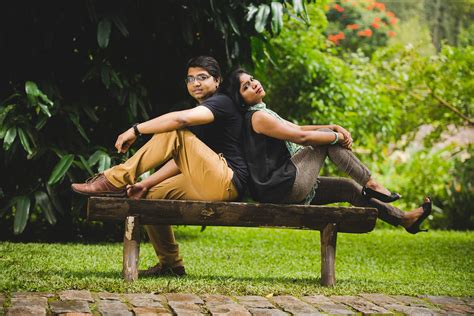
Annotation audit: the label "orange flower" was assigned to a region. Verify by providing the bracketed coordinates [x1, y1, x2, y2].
[374, 2, 385, 11]
[346, 24, 360, 30]
[371, 22, 380, 29]
[334, 4, 345, 12]
[328, 32, 346, 44]
[390, 17, 398, 25]
[387, 31, 396, 37]
[357, 29, 373, 37]
[386, 11, 396, 18]
[373, 17, 381, 23]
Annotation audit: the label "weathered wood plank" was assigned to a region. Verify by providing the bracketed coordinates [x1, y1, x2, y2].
[320, 223, 337, 287]
[123, 216, 140, 282]
[88, 198, 377, 233]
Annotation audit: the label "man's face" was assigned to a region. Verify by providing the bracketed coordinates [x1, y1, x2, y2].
[186, 67, 219, 103]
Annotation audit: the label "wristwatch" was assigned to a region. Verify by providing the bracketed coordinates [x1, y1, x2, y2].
[132, 123, 141, 136]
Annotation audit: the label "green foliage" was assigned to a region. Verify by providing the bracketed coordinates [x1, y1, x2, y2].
[325, 0, 399, 55]
[253, 1, 473, 230]
[0, 228, 473, 296]
[0, 0, 315, 238]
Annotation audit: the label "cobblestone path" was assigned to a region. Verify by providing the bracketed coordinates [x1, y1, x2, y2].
[1, 291, 473, 315]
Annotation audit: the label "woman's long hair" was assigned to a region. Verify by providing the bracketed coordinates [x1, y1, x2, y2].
[220, 68, 250, 112]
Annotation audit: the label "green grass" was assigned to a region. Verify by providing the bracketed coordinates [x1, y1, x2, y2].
[0, 227, 472, 296]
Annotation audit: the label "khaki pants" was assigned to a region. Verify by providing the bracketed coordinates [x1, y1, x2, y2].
[104, 129, 238, 267]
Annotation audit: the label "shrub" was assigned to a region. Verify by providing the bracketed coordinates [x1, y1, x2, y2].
[325, 0, 399, 54]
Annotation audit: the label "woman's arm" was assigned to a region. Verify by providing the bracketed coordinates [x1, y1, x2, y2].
[252, 111, 348, 147]
[283, 120, 352, 149]
[283, 120, 334, 131]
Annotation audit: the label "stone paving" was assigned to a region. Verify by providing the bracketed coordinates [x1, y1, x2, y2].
[1, 291, 473, 315]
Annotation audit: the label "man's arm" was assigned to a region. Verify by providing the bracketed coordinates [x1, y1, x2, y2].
[115, 106, 214, 153]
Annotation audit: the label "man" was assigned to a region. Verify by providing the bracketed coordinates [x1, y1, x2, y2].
[72, 56, 248, 276]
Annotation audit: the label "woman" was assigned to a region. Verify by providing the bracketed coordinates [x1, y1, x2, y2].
[222, 68, 431, 234]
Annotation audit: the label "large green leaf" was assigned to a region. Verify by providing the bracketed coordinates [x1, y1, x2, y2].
[18, 128, 34, 156]
[82, 105, 99, 123]
[3, 127, 17, 150]
[38, 102, 52, 117]
[68, 112, 90, 143]
[25, 81, 53, 106]
[97, 18, 112, 48]
[255, 4, 270, 33]
[13, 196, 30, 235]
[46, 185, 65, 216]
[112, 15, 129, 37]
[246, 4, 258, 22]
[292, 0, 303, 14]
[271, 2, 283, 34]
[35, 191, 57, 225]
[98, 154, 111, 173]
[79, 155, 94, 176]
[227, 14, 240, 36]
[48, 154, 75, 185]
[0, 104, 15, 127]
[88, 149, 105, 166]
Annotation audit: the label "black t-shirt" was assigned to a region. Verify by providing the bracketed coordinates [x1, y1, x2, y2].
[243, 110, 297, 203]
[188, 93, 248, 196]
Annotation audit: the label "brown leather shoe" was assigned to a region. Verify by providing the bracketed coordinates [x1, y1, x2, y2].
[139, 263, 186, 277]
[71, 173, 126, 197]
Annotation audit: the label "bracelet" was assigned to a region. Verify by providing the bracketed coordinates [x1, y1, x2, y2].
[132, 123, 141, 136]
[330, 131, 339, 145]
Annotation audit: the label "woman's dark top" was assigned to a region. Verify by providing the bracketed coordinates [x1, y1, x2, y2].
[243, 110, 297, 203]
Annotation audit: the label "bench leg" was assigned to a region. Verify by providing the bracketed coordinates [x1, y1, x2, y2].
[123, 216, 140, 282]
[320, 223, 337, 287]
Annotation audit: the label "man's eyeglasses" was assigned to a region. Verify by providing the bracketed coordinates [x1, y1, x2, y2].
[185, 74, 212, 84]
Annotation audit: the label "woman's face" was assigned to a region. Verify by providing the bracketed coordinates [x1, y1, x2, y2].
[239, 73, 266, 106]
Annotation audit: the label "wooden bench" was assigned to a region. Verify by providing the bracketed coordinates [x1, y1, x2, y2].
[87, 197, 378, 287]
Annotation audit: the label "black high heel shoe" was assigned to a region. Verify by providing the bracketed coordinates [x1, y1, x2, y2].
[362, 186, 401, 203]
[406, 197, 432, 234]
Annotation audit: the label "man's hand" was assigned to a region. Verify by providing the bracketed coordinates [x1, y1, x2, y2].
[115, 128, 137, 153]
[333, 125, 352, 150]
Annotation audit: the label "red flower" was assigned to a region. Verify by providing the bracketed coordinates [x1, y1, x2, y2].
[390, 17, 398, 25]
[357, 29, 373, 37]
[371, 22, 380, 29]
[334, 4, 345, 12]
[373, 17, 381, 23]
[328, 32, 346, 44]
[346, 24, 360, 30]
[387, 31, 396, 37]
[374, 2, 385, 11]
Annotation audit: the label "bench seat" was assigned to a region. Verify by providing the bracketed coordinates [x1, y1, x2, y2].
[87, 197, 378, 286]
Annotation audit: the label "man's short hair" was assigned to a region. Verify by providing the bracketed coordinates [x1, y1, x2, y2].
[186, 56, 222, 82]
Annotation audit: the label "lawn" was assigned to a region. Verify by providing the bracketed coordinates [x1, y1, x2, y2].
[0, 227, 472, 296]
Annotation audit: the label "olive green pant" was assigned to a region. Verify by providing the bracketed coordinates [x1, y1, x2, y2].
[105, 129, 238, 267]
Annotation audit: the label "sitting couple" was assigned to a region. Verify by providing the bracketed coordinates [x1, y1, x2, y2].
[72, 56, 431, 277]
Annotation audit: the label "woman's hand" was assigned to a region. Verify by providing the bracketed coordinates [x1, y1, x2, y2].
[126, 183, 149, 199]
[115, 128, 137, 153]
[333, 125, 352, 150]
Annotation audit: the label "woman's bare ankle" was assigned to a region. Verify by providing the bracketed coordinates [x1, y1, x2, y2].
[365, 178, 391, 196]
[401, 206, 424, 228]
